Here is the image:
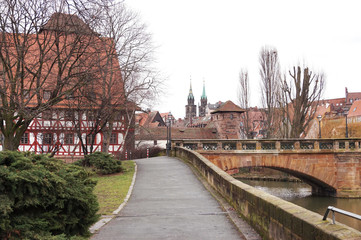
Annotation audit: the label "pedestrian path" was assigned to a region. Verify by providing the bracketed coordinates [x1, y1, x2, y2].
[91, 156, 243, 240]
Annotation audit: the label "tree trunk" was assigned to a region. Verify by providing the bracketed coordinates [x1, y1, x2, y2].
[102, 121, 113, 153]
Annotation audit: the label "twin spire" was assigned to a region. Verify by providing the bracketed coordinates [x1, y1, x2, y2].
[188, 77, 206, 100]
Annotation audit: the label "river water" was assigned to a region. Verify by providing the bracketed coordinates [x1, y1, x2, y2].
[239, 179, 361, 231]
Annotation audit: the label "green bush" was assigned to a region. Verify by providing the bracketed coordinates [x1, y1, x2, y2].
[80, 152, 123, 175]
[0, 151, 99, 239]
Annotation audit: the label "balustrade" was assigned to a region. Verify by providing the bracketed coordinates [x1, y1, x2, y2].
[172, 138, 361, 153]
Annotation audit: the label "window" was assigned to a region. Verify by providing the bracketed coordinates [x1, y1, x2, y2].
[0, 133, 4, 143]
[23, 90, 30, 99]
[43, 90, 51, 100]
[230, 114, 234, 120]
[114, 112, 122, 121]
[86, 134, 95, 144]
[20, 133, 29, 144]
[110, 133, 117, 144]
[65, 110, 74, 120]
[43, 133, 53, 145]
[87, 111, 96, 121]
[64, 133, 74, 144]
[65, 92, 75, 100]
[43, 110, 52, 120]
[87, 91, 96, 101]
[154, 140, 157, 146]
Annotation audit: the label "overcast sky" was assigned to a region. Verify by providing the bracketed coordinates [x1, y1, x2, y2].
[125, 0, 361, 119]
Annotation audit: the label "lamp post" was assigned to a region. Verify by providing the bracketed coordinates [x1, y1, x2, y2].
[317, 115, 322, 138]
[166, 112, 172, 156]
[345, 113, 349, 138]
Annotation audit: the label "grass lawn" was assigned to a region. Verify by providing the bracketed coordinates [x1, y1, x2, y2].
[92, 160, 135, 215]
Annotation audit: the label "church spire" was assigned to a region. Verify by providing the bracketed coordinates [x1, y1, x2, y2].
[188, 77, 194, 100]
[201, 79, 207, 100]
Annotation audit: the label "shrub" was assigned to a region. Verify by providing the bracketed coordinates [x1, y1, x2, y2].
[80, 152, 123, 175]
[0, 151, 99, 239]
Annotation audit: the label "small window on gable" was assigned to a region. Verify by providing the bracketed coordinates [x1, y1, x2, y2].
[65, 110, 74, 120]
[87, 111, 96, 121]
[43, 90, 51, 100]
[353, 107, 357, 112]
[23, 90, 30, 99]
[43, 110, 52, 120]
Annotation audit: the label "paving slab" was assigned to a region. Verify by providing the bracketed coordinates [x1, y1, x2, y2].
[91, 156, 243, 240]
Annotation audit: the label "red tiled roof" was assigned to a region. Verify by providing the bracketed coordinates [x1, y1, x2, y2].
[136, 127, 218, 141]
[2, 13, 126, 110]
[136, 111, 166, 127]
[348, 100, 361, 117]
[211, 100, 245, 114]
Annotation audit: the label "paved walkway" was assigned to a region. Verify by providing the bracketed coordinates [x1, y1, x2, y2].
[91, 156, 243, 240]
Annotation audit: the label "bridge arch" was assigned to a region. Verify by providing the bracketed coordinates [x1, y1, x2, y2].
[242, 166, 337, 196]
[201, 152, 351, 197]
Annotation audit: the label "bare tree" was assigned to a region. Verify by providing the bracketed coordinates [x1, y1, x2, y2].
[238, 69, 251, 139]
[60, 2, 161, 155]
[259, 46, 281, 138]
[96, 2, 161, 153]
[0, 0, 106, 150]
[281, 65, 325, 138]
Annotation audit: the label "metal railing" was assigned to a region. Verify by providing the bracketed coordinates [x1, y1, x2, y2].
[323, 206, 361, 224]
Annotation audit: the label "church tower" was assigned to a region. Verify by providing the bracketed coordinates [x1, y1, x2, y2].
[185, 79, 197, 122]
[199, 80, 207, 117]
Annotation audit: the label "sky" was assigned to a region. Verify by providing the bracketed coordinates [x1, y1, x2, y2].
[125, 0, 361, 119]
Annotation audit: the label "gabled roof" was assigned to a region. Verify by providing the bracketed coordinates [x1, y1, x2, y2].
[348, 100, 361, 117]
[40, 13, 96, 35]
[211, 100, 245, 114]
[136, 111, 166, 127]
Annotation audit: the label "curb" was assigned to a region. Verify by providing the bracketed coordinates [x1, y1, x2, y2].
[90, 162, 138, 234]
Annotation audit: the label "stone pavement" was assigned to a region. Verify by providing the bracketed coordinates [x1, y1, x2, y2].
[91, 156, 245, 240]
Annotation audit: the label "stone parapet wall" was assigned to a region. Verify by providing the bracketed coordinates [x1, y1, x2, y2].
[173, 147, 361, 240]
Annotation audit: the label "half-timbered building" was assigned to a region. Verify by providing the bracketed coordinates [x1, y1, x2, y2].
[0, 13, 135, 157]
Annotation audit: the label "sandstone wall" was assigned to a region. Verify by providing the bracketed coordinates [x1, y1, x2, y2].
[174, 147, 361, 240]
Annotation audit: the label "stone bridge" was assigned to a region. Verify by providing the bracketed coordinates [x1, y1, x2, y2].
[173, 138, 361, 198]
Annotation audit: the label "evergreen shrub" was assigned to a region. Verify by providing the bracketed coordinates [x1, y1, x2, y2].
[0, 151, 99, 239]
[79, 152, 123, 175]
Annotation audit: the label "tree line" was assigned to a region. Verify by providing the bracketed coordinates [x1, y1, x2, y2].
[0, 0, 161, 153]
[238, 46, 325, 139]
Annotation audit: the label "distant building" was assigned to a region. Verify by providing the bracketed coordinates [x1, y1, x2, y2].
[185, 80, 197, 123]
[348, 100, 361, 123]
[198, 81, 207, 117]
[206, 101, 223, 116]
[210, 101, 245, 139]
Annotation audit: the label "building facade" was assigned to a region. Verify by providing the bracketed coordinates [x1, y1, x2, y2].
[0, 13, 134, 157]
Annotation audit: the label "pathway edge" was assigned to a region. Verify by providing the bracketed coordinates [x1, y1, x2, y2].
[89, 162, 138, 234]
